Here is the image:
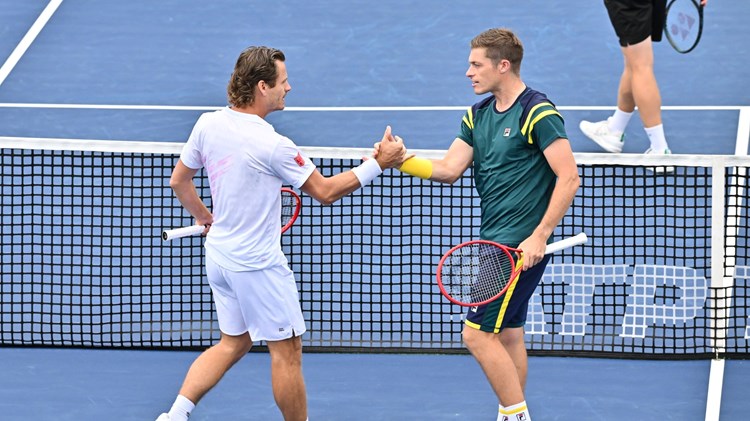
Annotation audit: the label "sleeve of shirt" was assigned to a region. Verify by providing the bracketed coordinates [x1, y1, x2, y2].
[456, 106, 474, 146]
[526, 104, 568, 151]
[271, 136, 317, 189]
[180, 114, 207, 170]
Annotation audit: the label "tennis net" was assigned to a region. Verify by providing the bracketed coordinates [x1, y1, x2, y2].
[2, 137, 749, 359]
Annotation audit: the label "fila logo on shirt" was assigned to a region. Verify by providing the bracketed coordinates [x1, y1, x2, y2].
[516, 414, 527, 421]
[503, 127, 511, 137]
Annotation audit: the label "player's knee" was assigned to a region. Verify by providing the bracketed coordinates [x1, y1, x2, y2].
[269, 337, 303, 364]
[461, 326, 486, 352]
[500, 328, 525, 348]
[218, 334, 253, 358]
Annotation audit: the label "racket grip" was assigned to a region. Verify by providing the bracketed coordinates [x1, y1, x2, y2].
[162, 225, 205, 241]
[545, 232, 588, 254]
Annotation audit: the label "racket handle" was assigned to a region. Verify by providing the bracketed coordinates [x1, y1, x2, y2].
[545, 232, 588, 254]
[162, 225, 205, 241]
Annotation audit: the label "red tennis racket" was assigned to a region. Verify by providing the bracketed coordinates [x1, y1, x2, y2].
[436, 232, 588, 306]
[162, 187, 302, 241]
[280, 187, 301, 233]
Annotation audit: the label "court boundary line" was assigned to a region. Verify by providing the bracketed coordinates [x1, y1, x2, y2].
[0, 0, 63, 87]
[0, 103, 747, 112]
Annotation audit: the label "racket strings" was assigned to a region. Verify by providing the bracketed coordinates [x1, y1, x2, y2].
[281, 191, 295, 226]
[442, 243, 516, 305]
[666, 0, 702, 53]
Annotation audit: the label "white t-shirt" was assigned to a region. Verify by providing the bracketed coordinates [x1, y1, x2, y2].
[180, 107, 316, 271]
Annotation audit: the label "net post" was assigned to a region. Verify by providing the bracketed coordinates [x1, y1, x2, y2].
[705, 156, 742, 421]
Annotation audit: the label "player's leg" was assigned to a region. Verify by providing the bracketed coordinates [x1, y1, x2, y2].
[622, 38, 670, 155]
[615, 65, 636, 115]
[499, 326, 527, 390]
[465, 254, 551, 421]
[235, 263, 308, 420]
[156, 255, 255, 421]
[463, 325, 525, 406]
[178, 332, 254, 403]
[622, 38, 661, 128]
[267, 336, 308, 421]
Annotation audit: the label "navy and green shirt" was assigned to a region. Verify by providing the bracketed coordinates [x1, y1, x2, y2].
[457, 87, 567, 246]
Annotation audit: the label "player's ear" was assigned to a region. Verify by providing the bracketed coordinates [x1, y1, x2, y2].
[257, 80, 268, 97]
[497, 59, 510, 74]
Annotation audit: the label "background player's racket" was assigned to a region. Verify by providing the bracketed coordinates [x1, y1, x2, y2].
[162, 187, 302, 241]
[664, 0, 704, 54]
[280, 187, 302, 233]
[436, 232, 588, 307]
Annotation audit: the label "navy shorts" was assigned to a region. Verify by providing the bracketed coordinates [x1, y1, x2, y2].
[604, 0, 666, 46]
[465, 254, 551, 333]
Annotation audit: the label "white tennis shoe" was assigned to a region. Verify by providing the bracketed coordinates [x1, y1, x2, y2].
[579, 118, 625, 153]
[644, 147, 674, 173]
[155, 414, 170, 421]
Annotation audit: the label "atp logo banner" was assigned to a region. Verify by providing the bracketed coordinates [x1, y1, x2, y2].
[524, 264, 750, 343]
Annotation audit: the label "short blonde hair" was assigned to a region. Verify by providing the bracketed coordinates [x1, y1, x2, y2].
[470, 28, 523, 75]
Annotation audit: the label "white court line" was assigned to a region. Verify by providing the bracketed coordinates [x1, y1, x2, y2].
[705, 359, 726, 421]
[705, 107, 750, 421]
[0, 0, 64, 87]
[735, 107, 750, 155]
[0, 103, 746, 112]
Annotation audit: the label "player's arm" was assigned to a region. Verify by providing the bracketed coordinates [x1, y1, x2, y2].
[518, 138, 579, 270]
[398, 137, 473, 184]
[170, 160, 213, 231]
[300, 126, 406, 205]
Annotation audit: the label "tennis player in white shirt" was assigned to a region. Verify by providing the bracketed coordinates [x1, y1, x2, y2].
[156, 46, 408, 421]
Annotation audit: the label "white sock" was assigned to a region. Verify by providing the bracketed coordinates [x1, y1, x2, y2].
[644, 124, 669, 152]
[167, 395, 195, 421]
[607, 108, 632, 134]
[497, 404, 505, 420]
[498, 401, 531, 421]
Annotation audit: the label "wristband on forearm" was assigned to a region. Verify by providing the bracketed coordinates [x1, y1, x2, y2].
[398, 157, 433, 180]
[351, 158, 383, 187]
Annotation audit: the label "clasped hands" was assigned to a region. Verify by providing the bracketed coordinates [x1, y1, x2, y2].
[370, 126, 413, 169]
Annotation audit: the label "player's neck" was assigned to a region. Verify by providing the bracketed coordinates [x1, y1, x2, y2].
[231, 102, 273, 119]
[493, 79, 526, 112]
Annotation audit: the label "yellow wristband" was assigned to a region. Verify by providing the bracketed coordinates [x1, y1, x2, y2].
[398, 157, 433, 180]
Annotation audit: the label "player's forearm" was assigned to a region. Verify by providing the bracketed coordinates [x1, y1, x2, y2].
[313, 172, 365, 205]
[302, 159, 383, 205]
[399, 156, 467, 184]
[171, 180, 212, 224]
[397, 138, 472, 184]
[429, 159, 464, 184]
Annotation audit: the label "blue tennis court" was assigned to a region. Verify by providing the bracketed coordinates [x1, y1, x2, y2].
[1, 1, 749, 420]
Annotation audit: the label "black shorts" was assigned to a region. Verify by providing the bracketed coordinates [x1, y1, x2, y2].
[604, 0, 666, 46]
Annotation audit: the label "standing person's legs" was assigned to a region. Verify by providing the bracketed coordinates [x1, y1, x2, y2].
[158, 257, 308, 420]
[622, 37, 670, 154]
[158, 334, 253, 421]
[178, 332, 254, 403]
[463, 326, 525, 406]
[222, 262, 308, 420]
[267, 336, 308, 421]
[499, 327, 528, 390]
[620, 38, 662, 128]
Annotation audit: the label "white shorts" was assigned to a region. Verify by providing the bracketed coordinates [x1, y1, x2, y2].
[205, 254, 307, 342]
